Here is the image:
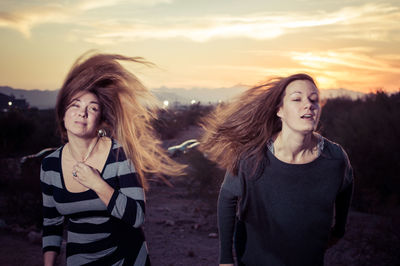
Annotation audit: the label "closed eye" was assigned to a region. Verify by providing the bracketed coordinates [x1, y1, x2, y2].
[88, 105, 99, 112]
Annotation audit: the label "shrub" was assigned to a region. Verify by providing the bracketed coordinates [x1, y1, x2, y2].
[319, 92, 400, 213]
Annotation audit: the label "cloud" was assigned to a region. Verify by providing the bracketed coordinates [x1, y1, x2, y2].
[0, 4, 70, 37]
[289, 49, 400, 90]
[323, 5, 400, 42]
[79, 14, 330, 44]
[74, 2, 400, 44]
[291, 50, 400, 74]
[75, 0, 123, 11]
[195, 47, 400, 91]
[1, 1, 398, 43]
[76, 0, 172, 10]
[0, 0, 172, 37]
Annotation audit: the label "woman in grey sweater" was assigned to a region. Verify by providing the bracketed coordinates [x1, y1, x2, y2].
[200, 73, 353, 266]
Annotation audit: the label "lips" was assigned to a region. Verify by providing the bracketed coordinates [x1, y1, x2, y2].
[74, 121, 87, 126]
[301, 113, 314, 119]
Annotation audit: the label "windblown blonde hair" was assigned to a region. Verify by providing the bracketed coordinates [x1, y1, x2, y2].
[56, 52, 185, 189]
[200, 73, 317, 176]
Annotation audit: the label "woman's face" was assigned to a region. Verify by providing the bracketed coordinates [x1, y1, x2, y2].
[63, 92, 101, 139]
[277, 79, 320, 135]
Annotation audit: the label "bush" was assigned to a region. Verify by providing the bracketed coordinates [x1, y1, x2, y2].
[0, 109, 60, 158]
[0, 156, 43, 228]
[172, 149, 225, 208]
[319, 92, 400, 213]
[153, 104, 213, 140]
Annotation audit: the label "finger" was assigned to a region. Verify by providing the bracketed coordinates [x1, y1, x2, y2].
[74, 162, 83, 169]
[79, 163, 96, 173]
[72, 163, 79, 175]
[75, 163, 88, 172]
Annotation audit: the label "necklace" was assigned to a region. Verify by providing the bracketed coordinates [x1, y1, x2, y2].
[68, 137, 100, 164]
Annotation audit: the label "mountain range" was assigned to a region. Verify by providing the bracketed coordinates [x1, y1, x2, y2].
[0, 85, 366, 109]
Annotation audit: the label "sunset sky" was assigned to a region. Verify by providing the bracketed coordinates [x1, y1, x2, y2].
[0, 0, 399, 93]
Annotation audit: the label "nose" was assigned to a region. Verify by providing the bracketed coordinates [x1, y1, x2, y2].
[78, 107, 88, 118]
[304, 99, 317, 110]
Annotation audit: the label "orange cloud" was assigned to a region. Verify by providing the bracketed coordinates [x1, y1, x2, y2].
[0, 0, 172, 37]
[70, 3, 400, 44]
[289, 49, 400, 91]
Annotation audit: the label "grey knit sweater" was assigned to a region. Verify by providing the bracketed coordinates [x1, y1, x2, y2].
[218, 137, 353, 266]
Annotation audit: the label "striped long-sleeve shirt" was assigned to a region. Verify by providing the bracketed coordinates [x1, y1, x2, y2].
[40, 139, 150, 265]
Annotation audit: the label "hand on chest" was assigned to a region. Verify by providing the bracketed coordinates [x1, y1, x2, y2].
[61, 139, 111, 193]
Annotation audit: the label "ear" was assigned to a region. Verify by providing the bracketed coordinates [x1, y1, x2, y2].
[276, 106, 283, 119]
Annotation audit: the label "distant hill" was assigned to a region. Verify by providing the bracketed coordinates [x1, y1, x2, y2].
[153, 85, 247, 105]
[0, 86, 58, 109]
[155, 86, 366, 104]
[0, 85, 247, 109]
[0, 85, 366, 109]
[320, 88, 365, 100]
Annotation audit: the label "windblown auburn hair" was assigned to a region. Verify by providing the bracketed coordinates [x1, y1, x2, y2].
[56, 52, 185, 189]
[200, 73, 317, 176]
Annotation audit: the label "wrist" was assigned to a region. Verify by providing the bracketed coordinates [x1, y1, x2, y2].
[92, 180, 115, 206]
[92, 179, 108, 193]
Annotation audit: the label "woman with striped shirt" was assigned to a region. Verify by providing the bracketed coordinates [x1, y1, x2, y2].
[40, 52, 184, 265]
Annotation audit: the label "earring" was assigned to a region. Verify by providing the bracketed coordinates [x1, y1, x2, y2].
[98, 129, 107, 137]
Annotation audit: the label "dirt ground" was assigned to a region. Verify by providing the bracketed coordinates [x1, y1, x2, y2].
[144, 181, 219, 266]
[1, 180, 399, 266]
[0, 179, 219, 266]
